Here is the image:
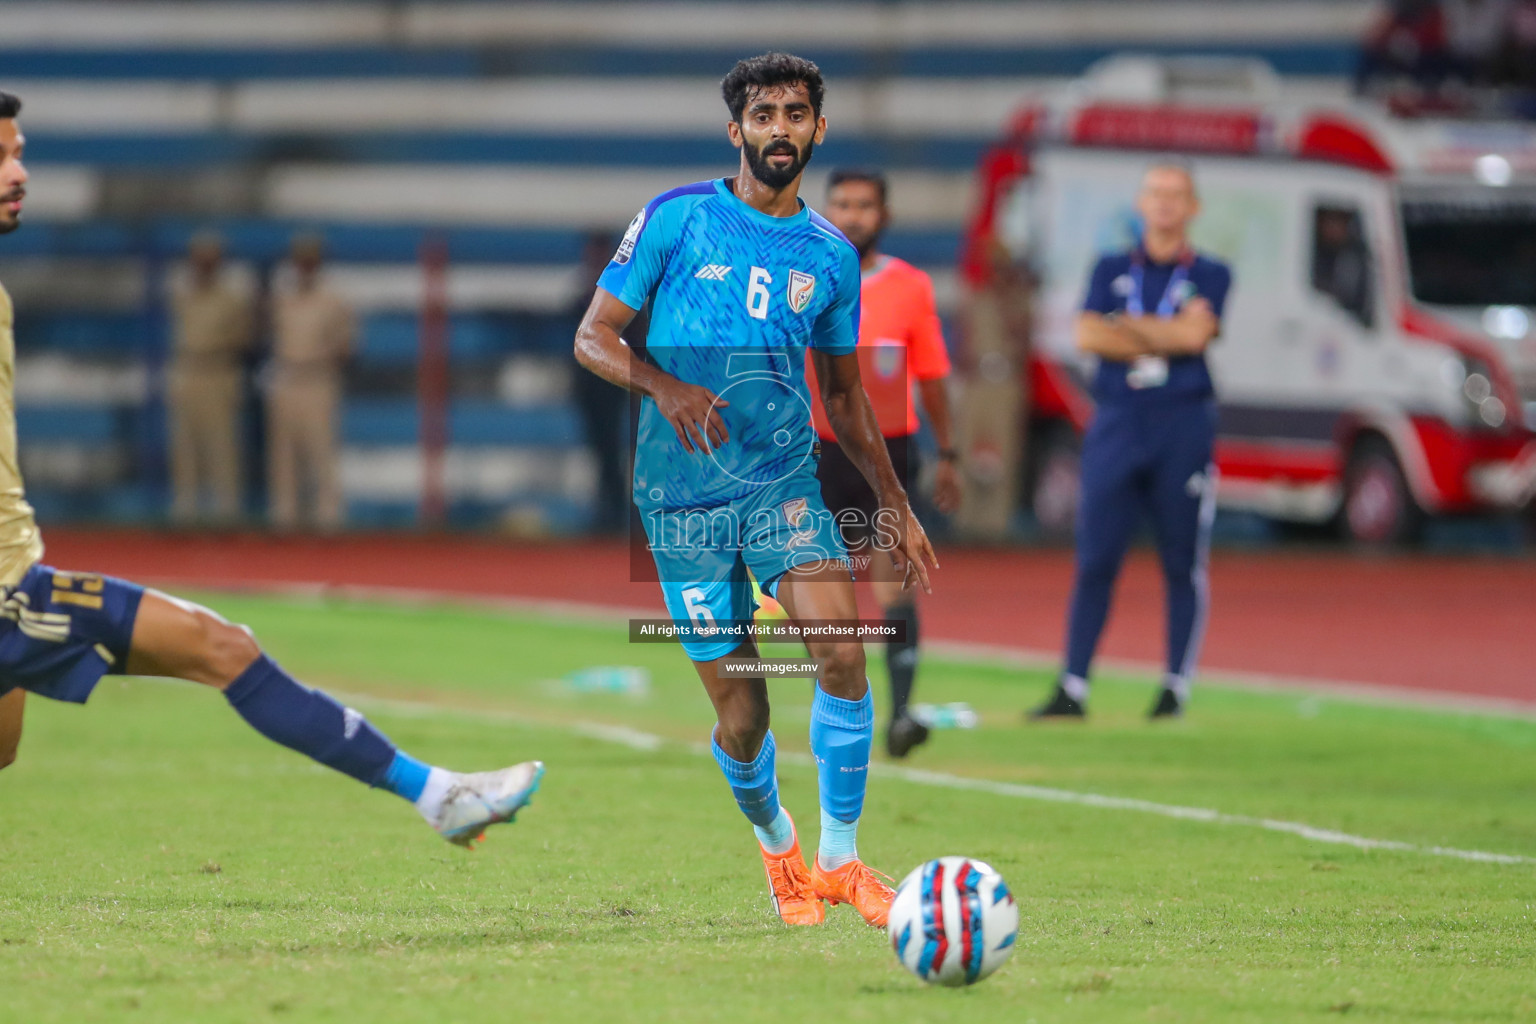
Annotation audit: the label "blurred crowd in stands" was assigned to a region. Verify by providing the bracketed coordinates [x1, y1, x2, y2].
[1359, 0, 1536, 110]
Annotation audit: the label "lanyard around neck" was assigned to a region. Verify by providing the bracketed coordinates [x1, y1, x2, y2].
[1125, 249, 1194, 319]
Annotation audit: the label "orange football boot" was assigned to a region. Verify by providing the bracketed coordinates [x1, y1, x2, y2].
[759, 814, 825, 926]
[810, 858, 896, 928]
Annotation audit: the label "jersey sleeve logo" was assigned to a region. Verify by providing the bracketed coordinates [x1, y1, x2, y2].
[787, 270, 816, 314]
[613, 209, 646, 265]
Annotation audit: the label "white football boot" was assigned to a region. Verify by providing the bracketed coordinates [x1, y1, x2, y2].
[431, 761, 545, 848]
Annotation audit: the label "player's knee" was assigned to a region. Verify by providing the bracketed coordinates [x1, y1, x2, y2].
[818, 644, 865, 691]
[197, 615, 262, 686]
[0, 748, 16, 771]
[716, 687, 769, 751]
[716, 712, 769, 761]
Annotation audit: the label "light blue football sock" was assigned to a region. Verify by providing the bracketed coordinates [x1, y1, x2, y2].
[754, 807, 796, 855]
[712, 730, 790, 851]
[380, 751, 432, 802]
[819, 807, 859, 868]
[809, 681, 873, 870]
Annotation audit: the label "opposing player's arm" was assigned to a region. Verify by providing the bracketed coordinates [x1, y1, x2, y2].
[574, 287, 729, 453]
[0, 688, 24, 770]
[814, 349, 937, 593]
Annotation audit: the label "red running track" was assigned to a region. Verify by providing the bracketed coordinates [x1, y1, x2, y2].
[37, 529, 1536, 705]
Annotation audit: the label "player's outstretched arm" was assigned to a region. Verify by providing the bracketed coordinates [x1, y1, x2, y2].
[813, 349, 938, 593]
[0, 688, 23, 770]
[574, 287, 730, 453]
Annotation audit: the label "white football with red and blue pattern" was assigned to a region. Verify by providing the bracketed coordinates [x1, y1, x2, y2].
[888, 856, 1018, 987]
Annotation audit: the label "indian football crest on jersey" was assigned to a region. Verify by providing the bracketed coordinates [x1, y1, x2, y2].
[787, 270, 816, 314]
[780, 496, 810, 530]
[614, 209, 645, 265]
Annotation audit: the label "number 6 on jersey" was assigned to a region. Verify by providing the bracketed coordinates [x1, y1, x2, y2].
[747, 266, 773, 320]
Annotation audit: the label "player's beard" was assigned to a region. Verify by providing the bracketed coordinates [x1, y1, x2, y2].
[745, 138, 814, 190]
[0, 189, 21, 234]
[845, 226, 882, 262]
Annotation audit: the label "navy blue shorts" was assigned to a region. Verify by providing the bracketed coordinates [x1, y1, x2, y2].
[0, 563, 144, 704]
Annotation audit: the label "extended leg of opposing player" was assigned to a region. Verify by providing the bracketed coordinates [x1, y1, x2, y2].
[775, 561, 894, 928]
[127, 590, 543, 847]
[0, 688, 24, 769]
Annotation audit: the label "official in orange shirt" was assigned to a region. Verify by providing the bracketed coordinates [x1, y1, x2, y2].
[812, 168, 959, 759]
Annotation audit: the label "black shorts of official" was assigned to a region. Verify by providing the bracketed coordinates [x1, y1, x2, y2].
[815, 435, 917, 550]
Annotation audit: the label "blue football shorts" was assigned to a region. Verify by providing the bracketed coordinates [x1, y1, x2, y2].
[0, 563, 145, 704]
[641, 468, 851, 662]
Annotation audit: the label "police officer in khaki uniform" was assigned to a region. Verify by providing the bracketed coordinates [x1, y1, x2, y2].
[168, 232, 254, 525]
[266, 233, 353, 532]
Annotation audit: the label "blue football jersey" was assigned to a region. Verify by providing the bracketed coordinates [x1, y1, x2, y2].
[597, 177, 860, 511]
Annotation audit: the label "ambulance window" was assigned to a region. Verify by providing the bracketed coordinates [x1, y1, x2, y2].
[1309, 204, 1375, 329]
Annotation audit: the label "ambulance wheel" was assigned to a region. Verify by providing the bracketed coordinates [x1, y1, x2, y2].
[1027, 421, 1081, 539]
[1342, 435, 1423, 546]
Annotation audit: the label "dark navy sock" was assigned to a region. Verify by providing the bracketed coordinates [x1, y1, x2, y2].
[884, 602, 919, 718]
[223, 654, 399, 789]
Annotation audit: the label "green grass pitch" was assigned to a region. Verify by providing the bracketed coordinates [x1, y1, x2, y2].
[2, 591, 1534, 1023]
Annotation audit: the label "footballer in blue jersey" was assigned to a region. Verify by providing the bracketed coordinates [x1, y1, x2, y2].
[575, 53, 937, 928]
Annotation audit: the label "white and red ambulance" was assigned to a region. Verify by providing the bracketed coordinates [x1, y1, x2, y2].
[965, 58, 1536, 543]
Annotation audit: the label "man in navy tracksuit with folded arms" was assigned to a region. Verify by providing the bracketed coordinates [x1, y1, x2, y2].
[1031, 161, 1231, 721]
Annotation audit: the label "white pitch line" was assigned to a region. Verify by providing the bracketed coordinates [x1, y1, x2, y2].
[150, 575, 1536, 719]
[330, 691, 667, 753]
[338, 691, 1536, 867]
[870, 763, 1534, 865]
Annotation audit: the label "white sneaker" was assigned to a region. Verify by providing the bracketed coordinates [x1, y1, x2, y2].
[431, 761, 545, 848]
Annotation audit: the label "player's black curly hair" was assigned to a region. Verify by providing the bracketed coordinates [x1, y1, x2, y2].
[721, 52, 824, 124]
[0, 92, 21, 119]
